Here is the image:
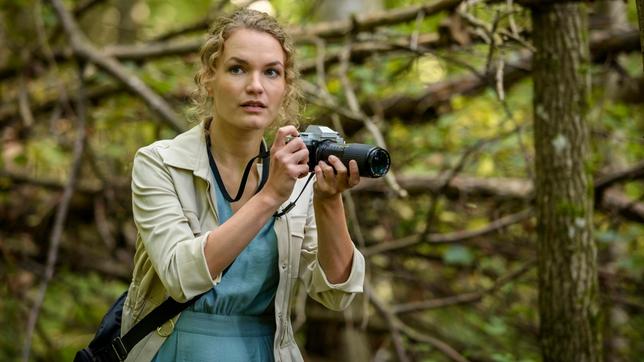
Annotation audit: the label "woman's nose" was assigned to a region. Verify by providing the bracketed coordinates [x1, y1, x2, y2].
[245, 72, 264, 94]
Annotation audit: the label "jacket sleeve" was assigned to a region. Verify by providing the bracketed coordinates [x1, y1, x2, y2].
[131, 145, 220, 302]
[297, 185, 365, 311]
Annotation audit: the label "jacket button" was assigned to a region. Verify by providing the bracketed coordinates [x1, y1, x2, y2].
[280, 261, 287, 270]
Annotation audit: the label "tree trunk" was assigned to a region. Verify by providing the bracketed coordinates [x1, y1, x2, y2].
[532, 3, 602, 362]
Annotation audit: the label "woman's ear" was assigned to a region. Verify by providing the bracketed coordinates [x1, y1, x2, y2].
[203, 72, 215, 96]
[205, 79, 213, 96]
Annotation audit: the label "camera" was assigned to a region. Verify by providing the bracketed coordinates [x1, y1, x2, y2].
[289, 125, 391, 178]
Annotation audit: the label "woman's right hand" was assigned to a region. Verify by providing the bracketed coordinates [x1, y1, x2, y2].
[262, 126, 310, 206]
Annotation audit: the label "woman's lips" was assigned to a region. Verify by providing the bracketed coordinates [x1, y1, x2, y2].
[240, 101, 266, 113]
[241, 105, 265, 113]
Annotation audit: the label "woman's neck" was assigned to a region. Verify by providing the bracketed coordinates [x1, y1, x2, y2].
[208, 122, 264, 172]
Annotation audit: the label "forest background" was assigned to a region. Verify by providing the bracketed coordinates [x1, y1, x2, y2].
[1, 0, 643, 361]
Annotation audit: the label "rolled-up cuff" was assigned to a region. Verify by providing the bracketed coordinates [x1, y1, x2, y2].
[313, 245, 365, 293]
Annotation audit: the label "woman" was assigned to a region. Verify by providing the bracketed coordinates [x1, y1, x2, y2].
[121, 8, 365, 362]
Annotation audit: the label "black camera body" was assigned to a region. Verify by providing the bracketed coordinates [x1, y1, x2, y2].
[294, 125, 390, 178]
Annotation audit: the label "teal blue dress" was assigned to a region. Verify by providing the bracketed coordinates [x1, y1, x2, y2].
[153, 184, 279, 362]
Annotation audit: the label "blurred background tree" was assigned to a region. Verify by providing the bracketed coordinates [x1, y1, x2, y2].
[0, 0, 642, 361]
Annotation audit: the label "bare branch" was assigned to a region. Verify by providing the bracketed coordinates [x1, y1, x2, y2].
[46, 0, 186, 133]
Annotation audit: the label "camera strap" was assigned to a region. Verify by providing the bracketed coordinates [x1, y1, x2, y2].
[206, 135, 270, 203]
[205, 134, 314, 218]
[273, 173, 314, 218]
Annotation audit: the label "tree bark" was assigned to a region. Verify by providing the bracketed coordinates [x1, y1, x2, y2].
[532, 3, 601, 362]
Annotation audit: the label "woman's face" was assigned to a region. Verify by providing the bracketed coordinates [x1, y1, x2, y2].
[208, 28, 287, 132]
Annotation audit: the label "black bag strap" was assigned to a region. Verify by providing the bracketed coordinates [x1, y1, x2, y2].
[121, 294, 204, 350]
[96, 293, 205, 361]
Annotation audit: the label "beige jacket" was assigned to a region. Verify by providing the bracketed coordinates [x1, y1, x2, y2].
[121, 123, 365, 361]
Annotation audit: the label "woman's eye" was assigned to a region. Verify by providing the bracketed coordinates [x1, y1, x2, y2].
[265, 68, 281, 78]
[228, 65, 244, 74]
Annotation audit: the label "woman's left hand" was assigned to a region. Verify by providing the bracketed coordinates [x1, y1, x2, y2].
[313, 155, 360, 199]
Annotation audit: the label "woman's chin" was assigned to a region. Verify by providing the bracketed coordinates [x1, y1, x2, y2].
[239, 114, 274, 130]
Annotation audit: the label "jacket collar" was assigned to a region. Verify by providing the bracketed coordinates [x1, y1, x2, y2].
[158, 123, 211, 181]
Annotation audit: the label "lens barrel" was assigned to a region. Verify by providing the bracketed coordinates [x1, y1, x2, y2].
[314, 141, 390, 178]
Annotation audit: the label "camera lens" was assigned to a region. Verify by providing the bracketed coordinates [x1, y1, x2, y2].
[367, 148, 390, 177]
[315, 141, 391, 178]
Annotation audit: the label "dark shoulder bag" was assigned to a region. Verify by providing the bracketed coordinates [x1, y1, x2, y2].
[74, 291, 203, 362]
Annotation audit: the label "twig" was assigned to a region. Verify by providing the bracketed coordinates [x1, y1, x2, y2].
[21, 61, 88, 362]
[495, 56, 505, 101]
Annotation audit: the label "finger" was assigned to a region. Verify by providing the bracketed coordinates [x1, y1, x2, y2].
[348, 159, 360, 187]
[327, 155, 348, 185]
[297, 164, 310, 178]
[282, 136, 307, 153]
[286, 147, 309, 166]
[319, 161, 336, 185]
[314, 165, 328, 190]
[289, 163, 310, 179]
[272, 126, 299, 151]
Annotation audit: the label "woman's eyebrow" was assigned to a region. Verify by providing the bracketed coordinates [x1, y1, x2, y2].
[226, 57, 283, 68]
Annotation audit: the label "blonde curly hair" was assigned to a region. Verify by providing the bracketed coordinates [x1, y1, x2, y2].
[193, 8, 301, 132]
